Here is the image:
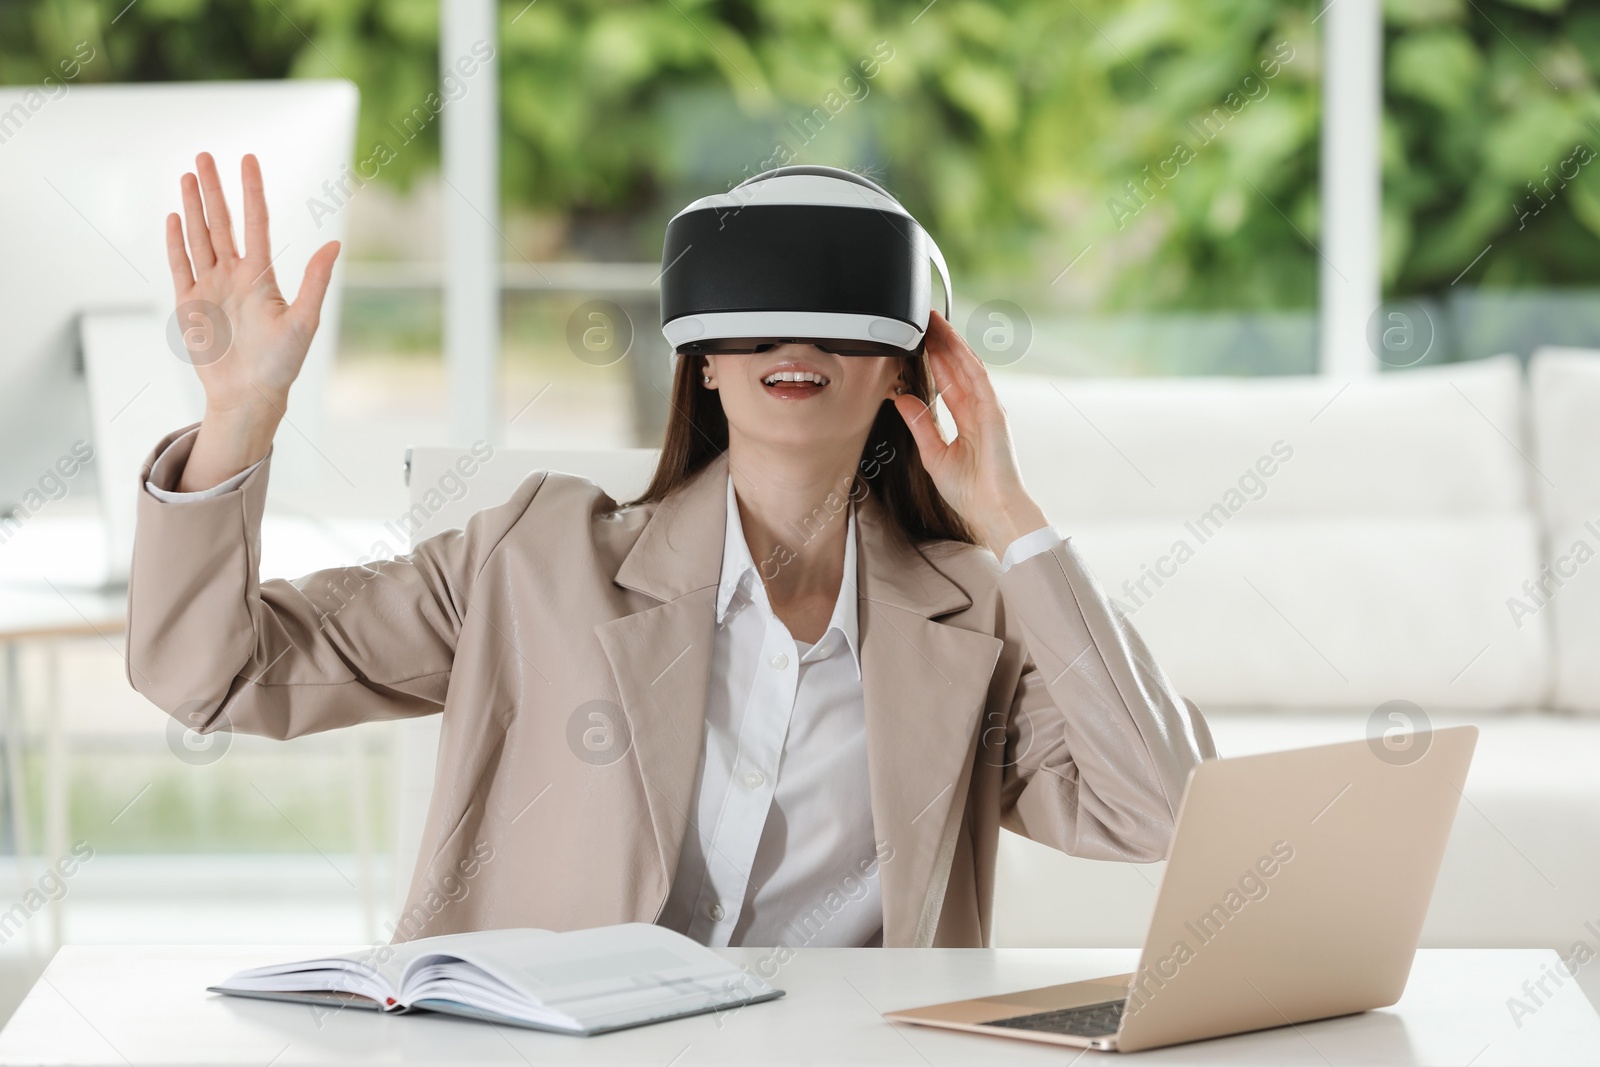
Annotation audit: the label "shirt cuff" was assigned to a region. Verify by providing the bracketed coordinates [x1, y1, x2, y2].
[999, 525, 1062, 573]
[144, 429, 264, 503]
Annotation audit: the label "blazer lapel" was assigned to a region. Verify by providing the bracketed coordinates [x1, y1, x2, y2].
[856, 494, 1003, 947]
[593, 454, 729, 915]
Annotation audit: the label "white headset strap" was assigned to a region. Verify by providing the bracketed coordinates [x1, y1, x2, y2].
[926, 231, 953, 320]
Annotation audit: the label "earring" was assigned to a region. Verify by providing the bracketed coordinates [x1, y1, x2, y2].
[703, 374, 713, 386]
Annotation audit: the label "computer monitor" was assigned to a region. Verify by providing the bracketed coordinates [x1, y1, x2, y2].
[0, 80, 357, 583]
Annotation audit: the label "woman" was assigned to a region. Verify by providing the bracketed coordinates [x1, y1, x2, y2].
[130, 153, 1215, 950]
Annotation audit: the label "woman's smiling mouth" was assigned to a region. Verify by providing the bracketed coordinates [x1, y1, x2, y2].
[760, 363, 831, 398]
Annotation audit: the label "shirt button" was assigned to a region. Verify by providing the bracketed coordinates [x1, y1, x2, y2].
[770, 653, 789, 670]
[743, 771, 765, 789]
[709, 903, 726, 922]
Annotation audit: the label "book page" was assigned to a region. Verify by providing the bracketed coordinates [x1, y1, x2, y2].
[401, 924, 778, 1031]
[213, 930, 554, 1006]
[213, 952, 393, 1005]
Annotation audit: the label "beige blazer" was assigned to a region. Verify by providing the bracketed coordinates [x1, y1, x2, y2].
[128, 426, 1216, 948]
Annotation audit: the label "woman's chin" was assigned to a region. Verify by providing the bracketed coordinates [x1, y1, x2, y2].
[728, 422, 864, 456]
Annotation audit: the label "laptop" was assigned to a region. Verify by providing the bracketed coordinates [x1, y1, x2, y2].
[885, 726, 1478, 1053]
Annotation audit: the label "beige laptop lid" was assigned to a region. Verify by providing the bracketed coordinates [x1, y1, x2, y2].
[1115, 725, 1477, 1052]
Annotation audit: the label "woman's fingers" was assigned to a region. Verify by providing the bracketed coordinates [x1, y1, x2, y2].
[932, 314, 1011, 440]
[926, 335, 969, 406]
[164, 213, 195, 297]
[180, 172, 216, 272]
[927, 317, 980, 405]
[240, 154, 270, 266]
[290, 240, 342, 332]
[195, 152, 238, 262]
[927, 342, 978, 432]
[925, 341, 956, 397]
[929, 311, 990, 398]
[892, 393, 949, 466]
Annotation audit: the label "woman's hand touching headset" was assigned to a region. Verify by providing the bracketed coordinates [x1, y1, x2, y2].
[892, 311, 1051, 558]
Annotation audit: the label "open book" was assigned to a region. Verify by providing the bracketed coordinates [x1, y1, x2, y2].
[209, 923, 782, 1035]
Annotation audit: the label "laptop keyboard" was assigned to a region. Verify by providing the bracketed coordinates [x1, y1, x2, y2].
[984, 998, 1126, 1038]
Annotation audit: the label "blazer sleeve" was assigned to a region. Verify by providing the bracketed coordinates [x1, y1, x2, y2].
[993, 537, 1217, 862]
[126, 425, 542, 741]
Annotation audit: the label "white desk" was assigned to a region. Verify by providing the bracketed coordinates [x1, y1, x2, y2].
[1, 945, 1595, 1065]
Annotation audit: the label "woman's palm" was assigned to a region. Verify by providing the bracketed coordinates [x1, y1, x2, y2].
[166, 152, 339, 414]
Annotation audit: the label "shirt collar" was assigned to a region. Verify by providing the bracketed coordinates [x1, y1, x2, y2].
[715, 473, 861, 675]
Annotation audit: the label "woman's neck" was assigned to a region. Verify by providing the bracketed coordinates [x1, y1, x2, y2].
[726, 434, 862, 619]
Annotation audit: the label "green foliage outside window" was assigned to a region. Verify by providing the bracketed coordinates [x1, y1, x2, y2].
[3, 0, 1598, 312]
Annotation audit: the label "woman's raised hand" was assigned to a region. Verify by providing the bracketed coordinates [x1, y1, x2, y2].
[164, 153, 340, 491]
[892, 311, 1050, 558]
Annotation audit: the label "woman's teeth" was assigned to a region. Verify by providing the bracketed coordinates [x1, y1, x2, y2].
[763, 371, 829, 386]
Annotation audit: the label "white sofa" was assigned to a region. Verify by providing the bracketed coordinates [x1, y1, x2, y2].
[989, 350, 1600, 997]
[403, 348, 1600, 990]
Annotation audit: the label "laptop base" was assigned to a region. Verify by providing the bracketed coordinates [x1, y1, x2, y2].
[885, 973, 1133, 1050]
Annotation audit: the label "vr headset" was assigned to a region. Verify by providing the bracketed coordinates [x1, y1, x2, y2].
[659, 165, 952, 358]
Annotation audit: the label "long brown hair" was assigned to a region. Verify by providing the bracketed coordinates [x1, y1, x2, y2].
[627, 352, 977, 546]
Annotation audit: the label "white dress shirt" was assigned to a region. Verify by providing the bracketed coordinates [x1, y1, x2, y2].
[656, 475, 882, 948]
[148, 433, 1063, 948]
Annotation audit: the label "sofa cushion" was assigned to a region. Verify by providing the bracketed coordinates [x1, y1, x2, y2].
[1530, 348, 1600, 524]
[1063, 516, 1547, 709]
[994, 356, 1529, 522]
[1529, 348, 1600, 712]
[994, 357, 1547, 710]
